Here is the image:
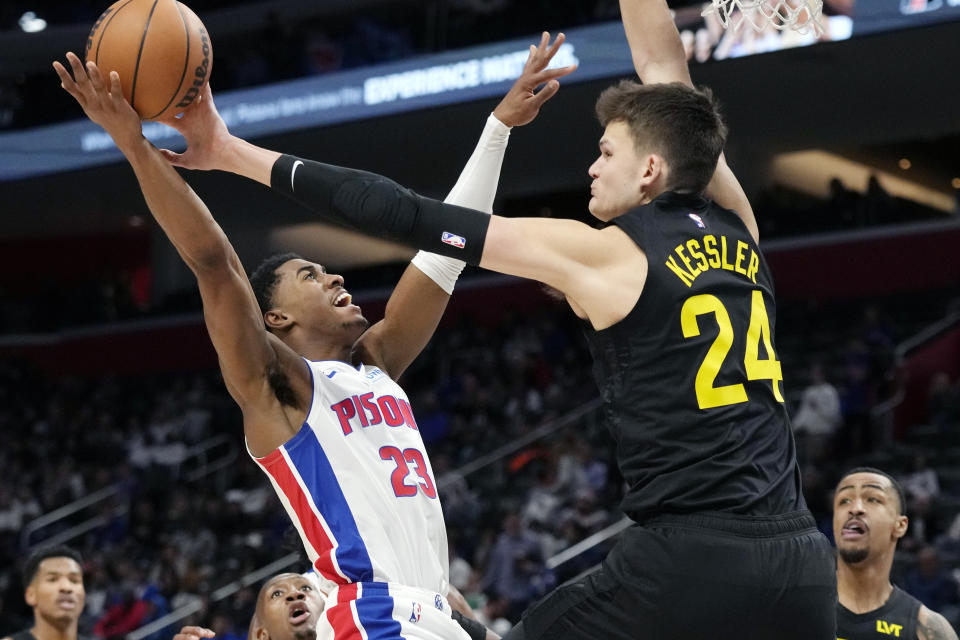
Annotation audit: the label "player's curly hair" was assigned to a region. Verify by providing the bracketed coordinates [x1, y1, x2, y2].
[595, 80, 727, 194]
[249, 252, 303, 319]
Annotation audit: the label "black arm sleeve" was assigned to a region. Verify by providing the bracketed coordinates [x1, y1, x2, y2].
[270, 154, 490, 265]
[451, 610, 488, 640]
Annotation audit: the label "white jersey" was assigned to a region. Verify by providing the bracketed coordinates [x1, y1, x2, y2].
[252, 359, 450, 595]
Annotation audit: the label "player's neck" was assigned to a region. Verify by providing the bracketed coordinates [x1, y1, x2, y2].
[837, 554, 895, 614]
[284, 330, 353, 364]
[31, 613, 78, 640]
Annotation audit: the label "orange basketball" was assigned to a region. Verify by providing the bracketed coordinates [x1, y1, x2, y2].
[85, 0, 212, 121]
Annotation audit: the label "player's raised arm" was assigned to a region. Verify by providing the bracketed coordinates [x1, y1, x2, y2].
[620, 0, 693, 86]
[53, 53, 307, 456]
[619, 0, 758, 242]
[354, 32, 573, 378]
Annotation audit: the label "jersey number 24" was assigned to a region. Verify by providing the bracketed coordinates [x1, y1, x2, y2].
[681, 290, 783, 409]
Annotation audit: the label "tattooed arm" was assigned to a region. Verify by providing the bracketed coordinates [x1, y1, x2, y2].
[918, 606, 959, 640]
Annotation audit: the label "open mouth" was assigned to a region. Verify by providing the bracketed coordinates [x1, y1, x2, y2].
[56, 598, 77, 609]
[288, 602, 310, 625]
[333, 291, 352, 308]
[841, 519, 867, 538]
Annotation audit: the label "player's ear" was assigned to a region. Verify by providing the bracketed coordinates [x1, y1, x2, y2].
[24, 585, 37, 608]
[637, 153, 664, 191]
[264, 309, 293, 331]
[893, 514, 909, 541]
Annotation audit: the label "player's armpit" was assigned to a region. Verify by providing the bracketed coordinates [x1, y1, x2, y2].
[917, 606, 959, 640]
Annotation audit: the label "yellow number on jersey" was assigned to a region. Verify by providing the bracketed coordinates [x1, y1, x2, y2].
[680, 295, 748, 409]
[744, 290, 784, 402]
[680, 290, 784, 410]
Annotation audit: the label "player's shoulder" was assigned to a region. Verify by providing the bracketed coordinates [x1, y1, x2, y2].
[917, 604, 959, 640]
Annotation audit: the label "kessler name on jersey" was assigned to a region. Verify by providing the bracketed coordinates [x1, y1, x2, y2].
[665, 233, 760, 287]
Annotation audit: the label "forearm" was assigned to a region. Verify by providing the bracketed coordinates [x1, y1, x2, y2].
[270, 155, 490, 265]
[123, 138, 233, 270]
[412, 113, 510, 293]
[444, 114, 510, 211]
[619, 0, 692, 85]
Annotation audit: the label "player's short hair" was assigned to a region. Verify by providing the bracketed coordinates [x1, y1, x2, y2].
[22, 545, 83, 590]
[250, 252, 303, 317]
[595, 80, 727, 194]
[836, 466, 907, 515]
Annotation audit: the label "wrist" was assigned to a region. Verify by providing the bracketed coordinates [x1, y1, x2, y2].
[490, 108, 516, 129]
[117, 134, 151, 160]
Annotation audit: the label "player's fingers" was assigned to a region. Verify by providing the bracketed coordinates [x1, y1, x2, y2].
[532, 79, 560, 107]
[66, 52, 89, 87]
[86, 62, 105, 93]
[52, 60, 73, 84]
[177, 626, 214, 637]
[545, 32, 566, 59]
[538, 31, 550, 53]
[53, 61, 87, 105]
[532, 64, 576, 84]
[108, 71, 126, 105]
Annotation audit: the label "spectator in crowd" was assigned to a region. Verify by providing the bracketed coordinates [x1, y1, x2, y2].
[792, 363, 842, 462]
[904, 546, 960, 623]
[902, 454, 940, 505]
[482, 513, 552, 621]
[928, 373, 959, 429]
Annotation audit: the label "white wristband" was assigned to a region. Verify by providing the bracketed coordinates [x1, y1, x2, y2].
[411, 251, 465, 296]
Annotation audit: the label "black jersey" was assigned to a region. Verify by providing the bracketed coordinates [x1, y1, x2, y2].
[837, 586, 922, 640]
[8, 631, 35, 640]
[582, 191, 804, 520]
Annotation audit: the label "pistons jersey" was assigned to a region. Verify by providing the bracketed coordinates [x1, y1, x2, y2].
[252, 358, 450, 596]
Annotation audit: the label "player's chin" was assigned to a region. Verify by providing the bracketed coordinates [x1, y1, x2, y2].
[587, 197, 615, 223]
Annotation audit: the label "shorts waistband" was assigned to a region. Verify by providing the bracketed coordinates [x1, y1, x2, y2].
[642, 510, 817, 537]
[328, 581, 450, 614]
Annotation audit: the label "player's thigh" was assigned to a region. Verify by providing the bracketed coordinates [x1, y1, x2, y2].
[504, 566, 655, 640]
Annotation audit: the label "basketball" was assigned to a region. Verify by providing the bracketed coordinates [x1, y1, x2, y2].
[84, 0, 212, 121]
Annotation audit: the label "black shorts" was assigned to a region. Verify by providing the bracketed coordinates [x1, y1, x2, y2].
[504, 511, 836, 640]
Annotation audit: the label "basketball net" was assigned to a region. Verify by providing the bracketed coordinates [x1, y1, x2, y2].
[701, 0, 824, 36]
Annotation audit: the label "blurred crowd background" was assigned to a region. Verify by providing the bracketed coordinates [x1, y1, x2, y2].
[1, 0, 959, 637]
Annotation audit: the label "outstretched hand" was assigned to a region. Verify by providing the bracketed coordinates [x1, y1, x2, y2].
[53, 52, 143, 151]
[493, 31, 577, 128]
[157, 83, 233, 171]
[171, 626, 216, 640]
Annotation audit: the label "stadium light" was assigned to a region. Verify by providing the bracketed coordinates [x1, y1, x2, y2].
[18, 11, 47, 33]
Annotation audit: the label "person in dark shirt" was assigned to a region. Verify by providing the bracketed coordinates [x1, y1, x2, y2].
[71, 0, 836, 636]
[834, 467, 958, 640]
[1, 547, 85, 640]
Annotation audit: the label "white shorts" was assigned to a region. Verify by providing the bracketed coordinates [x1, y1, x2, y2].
[316, 582, 471, 640]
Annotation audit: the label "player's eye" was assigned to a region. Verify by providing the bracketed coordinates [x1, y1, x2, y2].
[272, 590, 283, 598]
[301, 585, 312, 591]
